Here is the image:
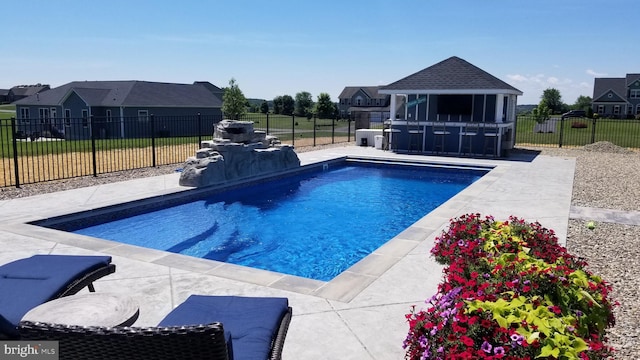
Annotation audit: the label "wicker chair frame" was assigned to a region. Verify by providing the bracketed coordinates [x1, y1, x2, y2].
[19, 306, 292, 360]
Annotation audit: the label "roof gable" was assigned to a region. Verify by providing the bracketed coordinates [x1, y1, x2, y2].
[593, 78, 627, 102]
[380, 56, 522, 94]
[626, 74, 640, 87]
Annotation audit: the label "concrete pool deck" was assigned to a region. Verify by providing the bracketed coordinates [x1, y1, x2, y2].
[0, 146, 575, 359]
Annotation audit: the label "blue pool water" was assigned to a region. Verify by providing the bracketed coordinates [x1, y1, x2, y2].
[73, 163, 485, 281]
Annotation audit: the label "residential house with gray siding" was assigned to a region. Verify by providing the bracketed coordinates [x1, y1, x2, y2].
[592, 74, 640, 118]
[13, 81, 223, 140]
[338, 86, 406, 128]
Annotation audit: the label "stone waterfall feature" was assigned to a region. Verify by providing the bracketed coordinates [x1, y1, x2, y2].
[179, 120, 301, 187]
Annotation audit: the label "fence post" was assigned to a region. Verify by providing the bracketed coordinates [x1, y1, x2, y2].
[266, 113, 270, 134]
[150, 114, 156, 167]
[558, 116, 565, 148]
[313, 115, 317, 146]
[591, 117, 597, 144]
[331, 117, 335, 144]
[90, 115, 98, 177]
[197, 113, 202, 147]
[10, 117, 20, 188]
[347, 116, 352, 142]
[291, 114, 295, 146]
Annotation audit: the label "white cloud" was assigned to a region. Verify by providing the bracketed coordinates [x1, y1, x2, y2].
[506, 73, 593, 104]
[586, 69, 607, 77]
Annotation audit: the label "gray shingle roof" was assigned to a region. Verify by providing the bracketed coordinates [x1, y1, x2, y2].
[380, 56, 522, 94]
[338, 86, 387, 100]
[592, 78, 626, 102]
[14, 81, 222, 108]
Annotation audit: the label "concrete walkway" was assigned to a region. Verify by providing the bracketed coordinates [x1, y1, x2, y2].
[0, 146, 576, 359]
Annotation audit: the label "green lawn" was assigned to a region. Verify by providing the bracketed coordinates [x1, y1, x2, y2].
[0, 104, 15, 120]
[516, 116, 640, 148]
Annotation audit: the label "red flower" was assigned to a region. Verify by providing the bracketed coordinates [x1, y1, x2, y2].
[460, 335, 474, 347]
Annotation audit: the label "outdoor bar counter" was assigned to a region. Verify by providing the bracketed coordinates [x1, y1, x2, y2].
[385, 120, 514, 157]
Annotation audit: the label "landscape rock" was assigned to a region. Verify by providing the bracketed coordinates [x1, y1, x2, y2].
[178, 120, 300, 187]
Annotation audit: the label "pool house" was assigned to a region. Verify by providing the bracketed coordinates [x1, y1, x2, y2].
[377, 56, 522, 157]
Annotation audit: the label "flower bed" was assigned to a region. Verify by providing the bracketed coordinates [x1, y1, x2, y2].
[404, 214, 616, 359]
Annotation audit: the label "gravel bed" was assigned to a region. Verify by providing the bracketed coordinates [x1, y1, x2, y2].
[522, 142, 640, 359]
[1, 141, 639, 358]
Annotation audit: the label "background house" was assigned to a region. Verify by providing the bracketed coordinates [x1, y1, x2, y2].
[592, 74, 640, 118]
[8, 84, 50, 103]
[13, 81, 223, 140]
[0, 89, 9, 104]
[337, 86, 406, 129]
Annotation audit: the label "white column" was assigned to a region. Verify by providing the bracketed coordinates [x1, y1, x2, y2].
[495, 94, 504, 123]
[389, 94, 397, 121]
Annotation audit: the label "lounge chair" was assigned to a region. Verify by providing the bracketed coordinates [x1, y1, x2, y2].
[19, 295, 292, 360]
[0, 255, 115, 338]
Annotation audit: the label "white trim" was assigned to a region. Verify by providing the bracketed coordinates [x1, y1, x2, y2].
[379, 89, 523, 96]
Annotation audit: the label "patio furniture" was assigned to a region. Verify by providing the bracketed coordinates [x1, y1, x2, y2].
[459, 123, 480, 155]
[0, 255, 115, 339]
[482, 123, 500, 157]
[431, 123, 450, 154]
[19, 295, 292, 360]
[382, 121, 400, 151]
[407, 121, 424, 153]
[22, 293, 139, 328]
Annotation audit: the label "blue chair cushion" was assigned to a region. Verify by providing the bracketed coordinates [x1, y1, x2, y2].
[158, 295, 289, 360]
[0, 255, 112, 337]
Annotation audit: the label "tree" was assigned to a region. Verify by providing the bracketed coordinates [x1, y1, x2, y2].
[540, 88, 563, 114]
[573, 95, 592, 112]
[221, 78, 247, 120]
[260, 100, 269, 114]
[294, 91, 314, 118]
[281, 95, 295, 116]
[315, 93, 336, 119]
[273, 96, 283, 114]
[531, 103, 551, 124]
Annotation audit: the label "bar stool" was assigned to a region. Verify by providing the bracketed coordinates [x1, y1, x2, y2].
[482, 123, 500, 157]
[460, 123, 480, 156]
[431, 123, 450, 154]
[407, 121, 424, 153]
[383, 121, 400, 151]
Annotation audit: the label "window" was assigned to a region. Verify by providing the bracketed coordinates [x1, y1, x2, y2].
[613, 105, 620, 115]
[636, 104, 640, 115]
[20, 108, 30, 123]
[437, 95, 473, 115]
[138, 110, 149, 122]
[629, 105, 634, 115]
[106, 109, 112, 122]
[630, 89, 640, 98]
[82, 109, 89, 128]
[64, 109, 71, 127]
[39, 108, 50, 124]
[597, 105, 604, 114]
[355, 96, 362, 106]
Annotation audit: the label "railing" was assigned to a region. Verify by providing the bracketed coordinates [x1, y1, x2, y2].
[515, 115, 640, 149]
[0, 113, 353, 188]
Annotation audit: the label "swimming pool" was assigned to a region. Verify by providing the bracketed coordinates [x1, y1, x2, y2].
[49, 161, 487, 281]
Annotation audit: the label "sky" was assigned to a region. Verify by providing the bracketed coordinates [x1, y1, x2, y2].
[2, 0, 639, 105]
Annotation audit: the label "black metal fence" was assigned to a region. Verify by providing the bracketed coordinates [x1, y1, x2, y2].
[515, 115, 640, 149]
[0, 113, 354, 188]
